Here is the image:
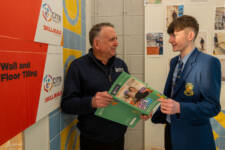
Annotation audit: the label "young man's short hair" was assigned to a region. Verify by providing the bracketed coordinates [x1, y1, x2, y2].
[167, 15, 199, 40]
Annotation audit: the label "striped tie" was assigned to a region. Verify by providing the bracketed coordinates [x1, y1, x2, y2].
[171, 60, 183, 97]
[175, 60, 183, 83]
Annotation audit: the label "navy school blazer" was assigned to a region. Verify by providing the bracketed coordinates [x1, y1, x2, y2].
[152, 48, 221, 150]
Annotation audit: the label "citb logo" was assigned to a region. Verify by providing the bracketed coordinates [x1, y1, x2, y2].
[43, 74, 62, 92]
[42, 3, 52, 22]
[43, 74, 53, 92]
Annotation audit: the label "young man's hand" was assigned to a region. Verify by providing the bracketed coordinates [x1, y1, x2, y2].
[158, 98, 180, 114]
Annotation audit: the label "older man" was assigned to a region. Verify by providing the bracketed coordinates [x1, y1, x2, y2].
[61, 23, 128, 150]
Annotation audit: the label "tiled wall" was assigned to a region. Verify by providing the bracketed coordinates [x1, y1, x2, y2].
[49, 0, 86, 149]
[49, 109, 79, 150]
[49, 110, 61, 150]
[91, 0, 145, 150]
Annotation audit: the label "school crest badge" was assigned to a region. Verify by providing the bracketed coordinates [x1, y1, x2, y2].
[184, 83, 194, 96]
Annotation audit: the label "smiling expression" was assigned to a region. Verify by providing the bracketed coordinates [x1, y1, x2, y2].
[95, 26, 119, 60]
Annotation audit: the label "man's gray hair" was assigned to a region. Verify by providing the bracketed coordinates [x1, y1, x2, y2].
[89, 22, 114, 46]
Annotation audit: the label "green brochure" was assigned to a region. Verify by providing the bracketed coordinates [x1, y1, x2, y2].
[95, 71, 166, 127]
[95, 100, 141, 128]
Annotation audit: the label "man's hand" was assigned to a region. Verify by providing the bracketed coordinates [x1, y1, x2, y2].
[158, 98, 180, 115]
[140, 112, 153, 121]
[92, 91, 114, 108]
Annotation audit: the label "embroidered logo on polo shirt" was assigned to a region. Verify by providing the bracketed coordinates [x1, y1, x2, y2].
[115, 67, 124, 72]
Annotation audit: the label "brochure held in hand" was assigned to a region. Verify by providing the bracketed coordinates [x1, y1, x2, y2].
[95, 71, 166, 127]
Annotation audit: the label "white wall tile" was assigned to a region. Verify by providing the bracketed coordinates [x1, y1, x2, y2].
[24, 116, 49, 150]
[95, 0, 123, 16]
[125, 35, 144, 55]
[124, 16, 144, 35]
[117, 35, 124, 55]
[116, 54, 125, 60]
[91, 16, 95, 26]
[91, 0, 96, 16]
[129, 73, 144, 82]
[124, 0, 144, 16]
[125, 55, 144, 74]
[95, 16, 123, 35]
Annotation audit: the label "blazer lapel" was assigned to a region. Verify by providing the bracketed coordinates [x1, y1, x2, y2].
[172, 48, 199, 98]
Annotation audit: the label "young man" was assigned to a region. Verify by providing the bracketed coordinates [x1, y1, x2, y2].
[152, 15, 221, 150]
[61, 23, 128, 150]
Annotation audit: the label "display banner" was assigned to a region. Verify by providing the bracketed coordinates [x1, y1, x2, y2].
[60, 119, 80, 150]
[35, 0, 63, 45]
[211, 111, 225, 150]
[36, 45, 64, 121]
[0, 37, 48, 145]
[0, 0, 42, 41]
[63, 0, 82, 35]
[63, 48, 82, 74]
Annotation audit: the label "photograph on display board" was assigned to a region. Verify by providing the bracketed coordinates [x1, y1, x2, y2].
[220, 59, 225, 81]
[213, 32, 225, 55]
[166, 5, 184, 27]
[215, 7, 225, 30]
[144, 0, 161, 4]
[195, 32, 207, 53]
[146, 33, 163, 55]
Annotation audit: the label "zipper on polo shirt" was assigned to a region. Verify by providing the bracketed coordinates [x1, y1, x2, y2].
[108, 75, 112, 83]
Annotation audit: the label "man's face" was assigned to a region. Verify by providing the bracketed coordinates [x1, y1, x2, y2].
[168, 29, 190, 52]
[97, 26, 119, 59]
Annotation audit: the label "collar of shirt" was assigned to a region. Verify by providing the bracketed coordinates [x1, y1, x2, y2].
[89, 48, 115, 67]
[178, 48, 195, 70]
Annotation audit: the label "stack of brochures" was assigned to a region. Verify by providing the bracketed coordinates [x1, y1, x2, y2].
[95, 71, 166, 128]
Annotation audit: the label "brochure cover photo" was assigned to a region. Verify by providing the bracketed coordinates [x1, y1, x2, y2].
[110, 71, 165, 115]
[95, 72, 165, 127]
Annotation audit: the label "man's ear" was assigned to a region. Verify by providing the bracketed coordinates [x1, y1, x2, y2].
[93, 38, 99, 49]
[93, 38, 100, 50]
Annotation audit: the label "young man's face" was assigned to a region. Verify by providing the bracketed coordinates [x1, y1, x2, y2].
[168, 29, 190, 52]
[97, 26, 119, 59]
